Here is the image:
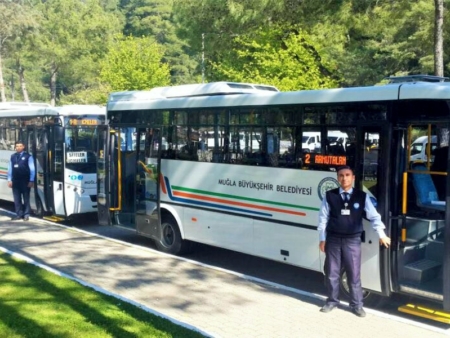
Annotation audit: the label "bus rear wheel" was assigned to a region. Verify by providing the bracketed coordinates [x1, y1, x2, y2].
[339, 270, 381, 306]
[156, 215, 191, 255]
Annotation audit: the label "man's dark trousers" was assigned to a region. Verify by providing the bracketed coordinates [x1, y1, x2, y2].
[12, 180, 31, 218]
[324, 235, 363, 308]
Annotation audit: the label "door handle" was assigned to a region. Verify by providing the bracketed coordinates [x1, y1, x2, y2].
[58, 183, 62, 190]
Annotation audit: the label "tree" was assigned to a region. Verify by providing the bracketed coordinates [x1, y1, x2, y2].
[174, 0, 449, 87]
[99, 34, 171, 91]
[435, 0, 444, 76]
[33, 0, 121, 105]
[0, 1, 39, 102]
[121, 0, 197, 84]
[211, 27, 339, 91]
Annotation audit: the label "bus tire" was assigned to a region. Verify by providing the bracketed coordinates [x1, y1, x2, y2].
[339, 269, 382, 307]
[156, 215, 191, 255]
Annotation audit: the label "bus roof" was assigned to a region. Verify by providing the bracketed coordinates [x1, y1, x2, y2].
[0, 105, 105, 118]
[0, 102, 51, 110]
[107, 81, 450, 112]
[386, 75, 449, 83]
[109, 82, 279, 103]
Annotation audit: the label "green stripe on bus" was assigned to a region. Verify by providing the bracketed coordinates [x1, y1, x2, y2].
[171, 185, 320, 211]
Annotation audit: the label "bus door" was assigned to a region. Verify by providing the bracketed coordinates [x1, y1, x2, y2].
[51, 124, 66, 216]
[97, 124, 111, 225]
[395, 123, 449, 312]
[135, 128, 161, 239]
[355, 126, 386, 294]
[26, 126, 48, 216]
[104, 127, 137, 227]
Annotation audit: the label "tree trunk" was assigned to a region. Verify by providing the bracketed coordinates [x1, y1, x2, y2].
[50, 61, 57, 106]
[17, 62, 29, 102]
[434, 0, 444, 77]
[0, 51, 6, 102]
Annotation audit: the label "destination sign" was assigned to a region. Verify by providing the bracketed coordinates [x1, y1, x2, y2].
[67, 151, 88, 163]
[69, 119, 99, 126]
[304, 153, 347, 166]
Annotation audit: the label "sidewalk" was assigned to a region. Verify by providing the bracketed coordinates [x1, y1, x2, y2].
[0, 211, 449, 338]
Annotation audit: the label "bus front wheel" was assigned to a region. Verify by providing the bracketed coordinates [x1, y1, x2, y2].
[156, 215, 191, 255]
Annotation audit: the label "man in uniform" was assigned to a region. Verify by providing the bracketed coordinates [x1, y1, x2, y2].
[7, 140, 36, 221]
[318, 166, 391, 317]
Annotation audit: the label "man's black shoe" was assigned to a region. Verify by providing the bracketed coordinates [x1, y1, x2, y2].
[23, 216, 29, 221]
[320, 304, 337, 313]
[351, 307, 366, 317]
[10, 216, 22, 221]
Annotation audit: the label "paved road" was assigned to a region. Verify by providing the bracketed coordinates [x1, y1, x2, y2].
[0, 210, 449, 337]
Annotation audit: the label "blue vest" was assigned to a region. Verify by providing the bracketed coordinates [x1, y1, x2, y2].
[10, 152, 31, 182]
[325, 188, 366, 238]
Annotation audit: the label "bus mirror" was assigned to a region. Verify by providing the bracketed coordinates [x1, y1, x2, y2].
[54, 126, 64, 142]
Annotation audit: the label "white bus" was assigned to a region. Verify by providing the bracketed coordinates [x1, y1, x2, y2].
[0, 103, 105, 220]
[98, 79, 450, 323]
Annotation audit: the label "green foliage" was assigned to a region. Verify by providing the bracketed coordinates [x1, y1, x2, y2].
[0, 1, 43, 101]
[211, 27, 339, 91]
[174, 0, 448, 87]
[99, 35, 171, 91]
[121, 0, 197, 84]
[59, 83, 112, 105]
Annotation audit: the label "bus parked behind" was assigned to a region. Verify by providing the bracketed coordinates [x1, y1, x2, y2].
[0, 103, 105, 220]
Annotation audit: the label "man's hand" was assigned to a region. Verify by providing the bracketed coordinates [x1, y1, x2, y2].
[27, 182, 34, 188]
[7, 181, 12, 188]
[380, 236, 391, 248]
[319, 241, 326, 253]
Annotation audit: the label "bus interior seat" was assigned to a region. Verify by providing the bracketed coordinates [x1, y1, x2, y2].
[411, 164, 445, 212]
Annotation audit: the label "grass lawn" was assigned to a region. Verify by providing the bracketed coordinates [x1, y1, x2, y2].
[0, 253, 205, 338]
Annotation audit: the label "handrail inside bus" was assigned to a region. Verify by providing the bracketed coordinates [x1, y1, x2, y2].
[427, 124, 432, 170]
[402, 123, 446, 218]
[109, 130, 122, 211]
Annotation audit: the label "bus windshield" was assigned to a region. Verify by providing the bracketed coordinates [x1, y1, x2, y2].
[65, 127, 98, 173]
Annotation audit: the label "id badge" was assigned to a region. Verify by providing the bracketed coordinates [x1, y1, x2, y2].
[14, 164, 19, 168]
[341, 209, 350, 216]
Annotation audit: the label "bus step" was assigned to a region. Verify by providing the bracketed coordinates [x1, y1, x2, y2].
[43, 215, 65, 222]
[398, 304, 450, 324]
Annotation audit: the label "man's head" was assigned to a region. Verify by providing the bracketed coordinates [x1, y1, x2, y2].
[14, 141, 25, 153]
[336, 165, 355, 191]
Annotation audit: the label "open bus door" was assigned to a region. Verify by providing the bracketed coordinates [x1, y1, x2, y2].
[97, 126, 138, 227]
[96, 126, 161, 238]
[27, 125, 60, 218]
[26, 123, 65, 219]
[97, 124, 112, 225]
[38, 127, 52, 216]
[349, 126, 389, 298]
[135, 128, 161, 239]
[393, 123, 450, 322]
[49, 124, 66, 217]
[26, 126, 41, 216]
